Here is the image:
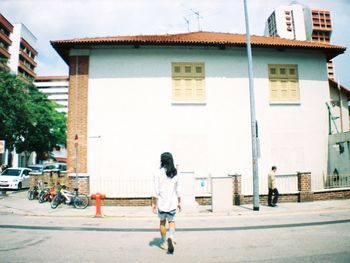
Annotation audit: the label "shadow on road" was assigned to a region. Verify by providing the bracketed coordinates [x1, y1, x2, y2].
[149, 237, 163, 248]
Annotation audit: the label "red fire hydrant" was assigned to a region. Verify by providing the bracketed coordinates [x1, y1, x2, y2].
[91, 193, 106, 218]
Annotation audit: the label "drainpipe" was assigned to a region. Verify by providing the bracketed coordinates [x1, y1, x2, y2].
[338, 79, 343, 133]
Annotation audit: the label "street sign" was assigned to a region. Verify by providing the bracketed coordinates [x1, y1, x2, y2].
[0, 140, 5, 154]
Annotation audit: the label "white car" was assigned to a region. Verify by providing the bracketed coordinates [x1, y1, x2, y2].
[0, 168, 32, 190]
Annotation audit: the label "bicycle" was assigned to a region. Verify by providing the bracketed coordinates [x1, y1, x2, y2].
[50, 185, 89, 209]
[27, 180, 45, 200]
[38, 186, 57, 203]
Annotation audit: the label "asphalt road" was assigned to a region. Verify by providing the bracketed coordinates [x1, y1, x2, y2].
[1, 190, 350, 262]
[0, 214, 350, 263]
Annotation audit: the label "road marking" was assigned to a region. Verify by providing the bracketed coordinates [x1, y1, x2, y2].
[0, 219, 349, 232]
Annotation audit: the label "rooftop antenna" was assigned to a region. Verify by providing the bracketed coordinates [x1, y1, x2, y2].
[183, 17, 190, 32]
[190, 9, 202, 31]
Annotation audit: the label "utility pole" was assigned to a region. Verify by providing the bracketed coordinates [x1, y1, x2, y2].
[243, 0, 260, 211]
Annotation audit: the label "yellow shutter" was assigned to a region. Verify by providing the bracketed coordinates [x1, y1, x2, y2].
[270, 80, 279, 101]
[268, 64, 299, 102]
[172, 62, 205, 102]
[194, 79, 205, 101]
[172, 79, 183, 101]
[280, 80, 288, 99]
[184, 79, 194, 99]
[289, 80, 299, 101]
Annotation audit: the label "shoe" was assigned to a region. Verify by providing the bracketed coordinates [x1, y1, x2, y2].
[273, 203, 278, 207]
[167, 237, 174, 254]
[160, 241, 168, 250]
[268, 204, 276, 207]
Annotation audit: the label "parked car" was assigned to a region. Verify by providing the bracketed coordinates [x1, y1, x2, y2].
[43, 163, 67, 173]
[0, 168, 32, 190]
[27, 164, 45, 175]
[27, 163, 67, 175]
[55, 163, 67, 172]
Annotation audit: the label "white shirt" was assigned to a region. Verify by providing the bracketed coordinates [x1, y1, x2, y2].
[153, 167, 181, 212]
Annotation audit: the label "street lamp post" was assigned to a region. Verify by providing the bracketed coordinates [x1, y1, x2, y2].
[243, 0, 260, 211]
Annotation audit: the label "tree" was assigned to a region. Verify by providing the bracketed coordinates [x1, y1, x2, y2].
[0, 69, 30, 158]
[0, 68, 67, 164]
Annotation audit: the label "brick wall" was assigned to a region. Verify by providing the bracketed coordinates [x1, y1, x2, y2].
[67, 55, 89, 174]
[195, 196, 211, 205]
[297, 172, 314, 202]
[232, 174, 244, 205]
[298, 172, 312, 192]
[29, 172, 68, 189]
[243, 194, 299, 204]
[28, 171, 350, 206]
[90, 198, 152, 206]
[29, 172, 89, 195]
[67, 175, 90, 195]
[314, 189, 350, 200]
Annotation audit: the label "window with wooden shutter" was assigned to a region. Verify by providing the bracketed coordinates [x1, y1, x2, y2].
[172, 62, 205, 102]
[268, 64, 299, 103]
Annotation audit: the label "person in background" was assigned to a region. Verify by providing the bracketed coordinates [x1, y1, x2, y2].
[152, 152, 181, 254]
[268, 166, 279, 207]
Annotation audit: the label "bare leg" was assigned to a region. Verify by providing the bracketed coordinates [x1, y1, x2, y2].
[168, 221, 175, 238]
[167, 221, 175, 253]
[159, 220, 168, 250]
[160, 220, 167, 239]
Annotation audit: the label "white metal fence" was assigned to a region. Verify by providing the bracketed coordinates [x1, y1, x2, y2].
[325, 174, 350, 188]
[89, 173, 302, 197]
[275, 174, 299, 193]
[89, 177, 153, 197]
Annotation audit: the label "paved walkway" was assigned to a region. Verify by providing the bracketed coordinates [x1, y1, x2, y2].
[1, 190, 350, 221]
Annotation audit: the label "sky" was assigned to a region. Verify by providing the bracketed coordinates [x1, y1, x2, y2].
[1, 0, 349, 87]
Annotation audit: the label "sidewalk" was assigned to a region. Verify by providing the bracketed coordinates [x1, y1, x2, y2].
[1, 190, 350, 221]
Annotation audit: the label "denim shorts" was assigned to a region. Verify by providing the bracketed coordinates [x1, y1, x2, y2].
[158, 209, 176, 222]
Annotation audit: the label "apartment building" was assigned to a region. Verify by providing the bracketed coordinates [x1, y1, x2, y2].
[34, 76, 69, 113]
[0, 13, 37, 79]
[264, 3, 310, 40]
[9, 23, 37, 79]
[310, 9, 332, 42]
[0, 13, 13, 69]
[310, 9, 334, 78]
[264, 2, 334, 79]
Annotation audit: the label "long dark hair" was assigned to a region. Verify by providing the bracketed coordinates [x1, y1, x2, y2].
[160, 152, 177, 178]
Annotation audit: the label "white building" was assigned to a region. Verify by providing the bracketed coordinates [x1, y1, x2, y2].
[264, 2, 310, 40]
[34, 76, 69, 113]
[0, 15, 38, 167]
[8, 23, 37, 79]
[264, 2, 334, 78]
[51, 32, 346, 198]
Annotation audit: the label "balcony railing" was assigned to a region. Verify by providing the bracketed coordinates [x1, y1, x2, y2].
[0, 30, 12, 46]
[20, 50, 37, 67]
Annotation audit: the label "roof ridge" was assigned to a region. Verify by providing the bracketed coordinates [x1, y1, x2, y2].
[50, 31, 346, 64]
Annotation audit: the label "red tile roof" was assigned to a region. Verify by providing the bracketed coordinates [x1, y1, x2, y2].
[51, 31, 346, 64]
[329, 78, 350, 95]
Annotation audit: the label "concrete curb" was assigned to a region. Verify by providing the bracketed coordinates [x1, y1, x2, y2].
[1, 190, 350, 220]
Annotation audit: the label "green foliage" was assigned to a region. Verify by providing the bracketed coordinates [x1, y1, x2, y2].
[0, 69, 66, 161]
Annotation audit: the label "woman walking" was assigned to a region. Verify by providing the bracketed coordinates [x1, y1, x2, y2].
[152, 152, 182, 254]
